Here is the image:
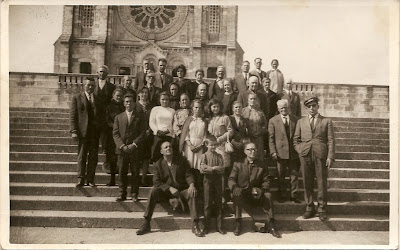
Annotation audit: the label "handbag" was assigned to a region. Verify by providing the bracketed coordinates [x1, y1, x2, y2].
[224, 133, 234, 153]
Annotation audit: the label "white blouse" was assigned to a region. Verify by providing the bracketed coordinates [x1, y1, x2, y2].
[149, 106, 176, 137]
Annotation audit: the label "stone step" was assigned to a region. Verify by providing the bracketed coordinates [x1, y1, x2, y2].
[9, 161, 389, 179]
[9, 129, 390, 140]
[9, 171, 390, 190]
[333, 121, 389, 128]
[10, 107, 69, 113]
[9, 152, 106, 162]
[336, 152, 389, 161]
[10, 210, 389, 231]
[334, 127, 389, 133]
[10, 195, 389, 216]
[10, 136, 390, 148]
[10, 111, 69, 118]
[330, 117, 388, 123]
[9, 143, 389, 154]
[333, 160, 388, 169]
[10, 183, 389, 202]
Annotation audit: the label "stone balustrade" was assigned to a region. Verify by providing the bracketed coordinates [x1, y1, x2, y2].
[9, 72, 389, 118]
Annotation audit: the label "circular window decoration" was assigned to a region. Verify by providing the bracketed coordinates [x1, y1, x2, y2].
[118, 6, 189, 41]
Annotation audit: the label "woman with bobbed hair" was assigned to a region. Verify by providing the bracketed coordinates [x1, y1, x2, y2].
[168, 82, 180, 110]
[221, 78, 238, 116]
[149, 91, 176, 162]
[173, 64, 197, 102]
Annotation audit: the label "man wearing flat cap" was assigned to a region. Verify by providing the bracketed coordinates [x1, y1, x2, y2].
[293, 96, 335, 221]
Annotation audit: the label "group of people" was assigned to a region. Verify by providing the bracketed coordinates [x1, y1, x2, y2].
[70, 58, 335, 238]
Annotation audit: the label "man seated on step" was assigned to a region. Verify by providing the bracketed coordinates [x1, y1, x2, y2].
[113, 94, 147, 202]
[136, 141, 205, 237]
[293, 96, 335, 221]
[228, 142, 281, 238]
[70, 77, 100, 187]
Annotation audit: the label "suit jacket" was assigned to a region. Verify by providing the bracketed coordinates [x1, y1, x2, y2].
[70, 92, 99, 138]
[268, 114, 299, 159]
[94, 80, 115, 109]
[249, 69, 267, 81]
[236, 90, 266, 111]
[208, 79, 225, 100]
[293, 115, 335, 160]
[153, 155, 195, 191]
[106, 99, 125, 129]
[228, 158, 270, 191]
[260, 89, 279, 121]
[135, 71, 146, 91]
[112, 111, 146, 155]
[233, 73, 249, 93]
[279, 91, 301, 118]
[147, 86, 162, 106]
[155, 71, 174, 91]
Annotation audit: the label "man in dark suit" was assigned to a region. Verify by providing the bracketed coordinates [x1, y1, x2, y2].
[113, 94, 146, 202]
[70, 77, 99, 187]
[236, 76, 266, 109]
[136, 141, 204, 237]
[279, 79, 301, 118]
[228, 142, 281, 238]
[293, 97, 335, 221]
[145, 71, 162, 106]
[268, 99, 300, 203]
[233, 61, 251, 93]
[249, 58, 267, 82]
[155, 58, 174, 91]
[135, 58, 153, 91]
[208, 66, 225, 100]
[93, 65, 116, 172]
[260, 78, 279, 122]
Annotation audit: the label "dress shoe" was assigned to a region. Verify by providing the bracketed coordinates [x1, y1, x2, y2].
[136, 221, 151, 235]
[233, 222, 241, 236]
[192, 224, 205, 237]
[269, 226, 282, 238]
[132, 194, 139, 202]
[302, 210, 316, 219]
[87, 182, 96, 187]
[290, 197, 301, 204]
[106, 181, 115, 186]
[216, 227, 226, 235]
[319, 212, 327, 221]
[116, 196, 126, 202]
[75, 182, 84, 188]
[278, 196, 286, 203]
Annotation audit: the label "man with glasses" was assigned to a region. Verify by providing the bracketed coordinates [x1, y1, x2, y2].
[228, 142, 281, 238]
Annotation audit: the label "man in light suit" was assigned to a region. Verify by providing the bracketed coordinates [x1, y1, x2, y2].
[279, 79, 301, 118]
[70, 77, 99, 187]
[113, 94, 146, 202]
[268, 99, 300, 203]
[155, 58, 174, 91]
[293, 97, 335, 221]
[135, 58, 153, 91]
[266, 59, 284, 95]
[228, 142, 281, 238]
[233, 61, 251, 93]
[249, 58, 267, 82]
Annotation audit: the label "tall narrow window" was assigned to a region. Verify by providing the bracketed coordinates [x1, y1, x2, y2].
[80, 6, 94, 28]
[208, 6, 220, 33]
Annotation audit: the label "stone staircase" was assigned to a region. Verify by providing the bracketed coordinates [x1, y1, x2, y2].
[9, 107, 390, 232]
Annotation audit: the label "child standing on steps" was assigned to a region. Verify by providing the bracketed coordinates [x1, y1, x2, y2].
[199, 135, 226, 235]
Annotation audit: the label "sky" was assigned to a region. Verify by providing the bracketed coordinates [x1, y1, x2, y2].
[8, 3, 391, 85]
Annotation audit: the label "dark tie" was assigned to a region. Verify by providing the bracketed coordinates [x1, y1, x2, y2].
[169, 164, 177, 184]
[284, 116, 290, 136]
[244, 73, 248, 83]
[310, 116, 315, 132]
[88, 94, 94, 108]
[248, 161, 255, 179]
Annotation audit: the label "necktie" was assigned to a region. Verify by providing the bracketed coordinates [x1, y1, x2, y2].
[244, 73, 248, 83]
[127, 114, 131, 124]
[284, 116, 290, 139]
[289, 91, 292, 99]
[248, 161, 254, 179]
[310, 116, 315, 132]
[88, 94, 94, 108]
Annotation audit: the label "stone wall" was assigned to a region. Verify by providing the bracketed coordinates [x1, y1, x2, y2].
[9, 72, 389, 119]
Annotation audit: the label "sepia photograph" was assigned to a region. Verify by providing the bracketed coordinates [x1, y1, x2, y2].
[1, 0, 399, 249]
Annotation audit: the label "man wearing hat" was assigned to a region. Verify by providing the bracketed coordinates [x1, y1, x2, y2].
[293, 96, 335, 221]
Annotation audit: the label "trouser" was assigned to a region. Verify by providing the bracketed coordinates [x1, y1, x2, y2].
[276, 159, 299, 198]
[203, 174, 223, 228]
[232, 188, 274, 223]
[216, 144, 230, 203]
[105, 128, 117, 174]
[77, 129, 99, 183]
[300, 151, 328, 212]
[117, 154, 140, 197]
[144, 186, 199, 222]
[223, 165, 233, 203]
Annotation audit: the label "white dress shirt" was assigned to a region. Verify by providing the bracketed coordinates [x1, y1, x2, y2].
[98, 79, 106, 90]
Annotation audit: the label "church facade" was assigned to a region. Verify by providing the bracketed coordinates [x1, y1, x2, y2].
[54, 5, 244, 78]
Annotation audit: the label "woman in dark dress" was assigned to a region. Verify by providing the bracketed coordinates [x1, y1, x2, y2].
[174, 64, 197, 101]
[168, 82, 180, 110]
[221, 78, 238, 116]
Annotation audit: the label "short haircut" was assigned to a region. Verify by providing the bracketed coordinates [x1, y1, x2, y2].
[262, 77, 271, 84]
[232, 101, 242, 108]
[217, 66, 225, 71]
[180, 93, 189, 100]
[191, 99, 203, 109]
[277, 99, 289, 108]
[254, 58, 262, 62]
[98, 65, 109, 71]
[169, 82, 179, 90]
[85, 77, 95, 82]
[123, 93, 135, 100]
[195, 69, 204, 76]
[222, 78, 233, 88]
[158, 58, 167, 64]
[271, 59, 279, 64]
[112, 88, 124, 96]
[123, 75, 132, 80]
[137, 87, 149, 101]
[247, 92, 259, 101]
[244, 141, 256, 150]
[159, 91, 170, 100]
[207, 98, 223, 116]
[242, 60, 250, 64]
[175, 64, 187, 76]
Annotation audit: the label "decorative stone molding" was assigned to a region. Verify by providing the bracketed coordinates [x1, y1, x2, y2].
[118, 6, 189, 41]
